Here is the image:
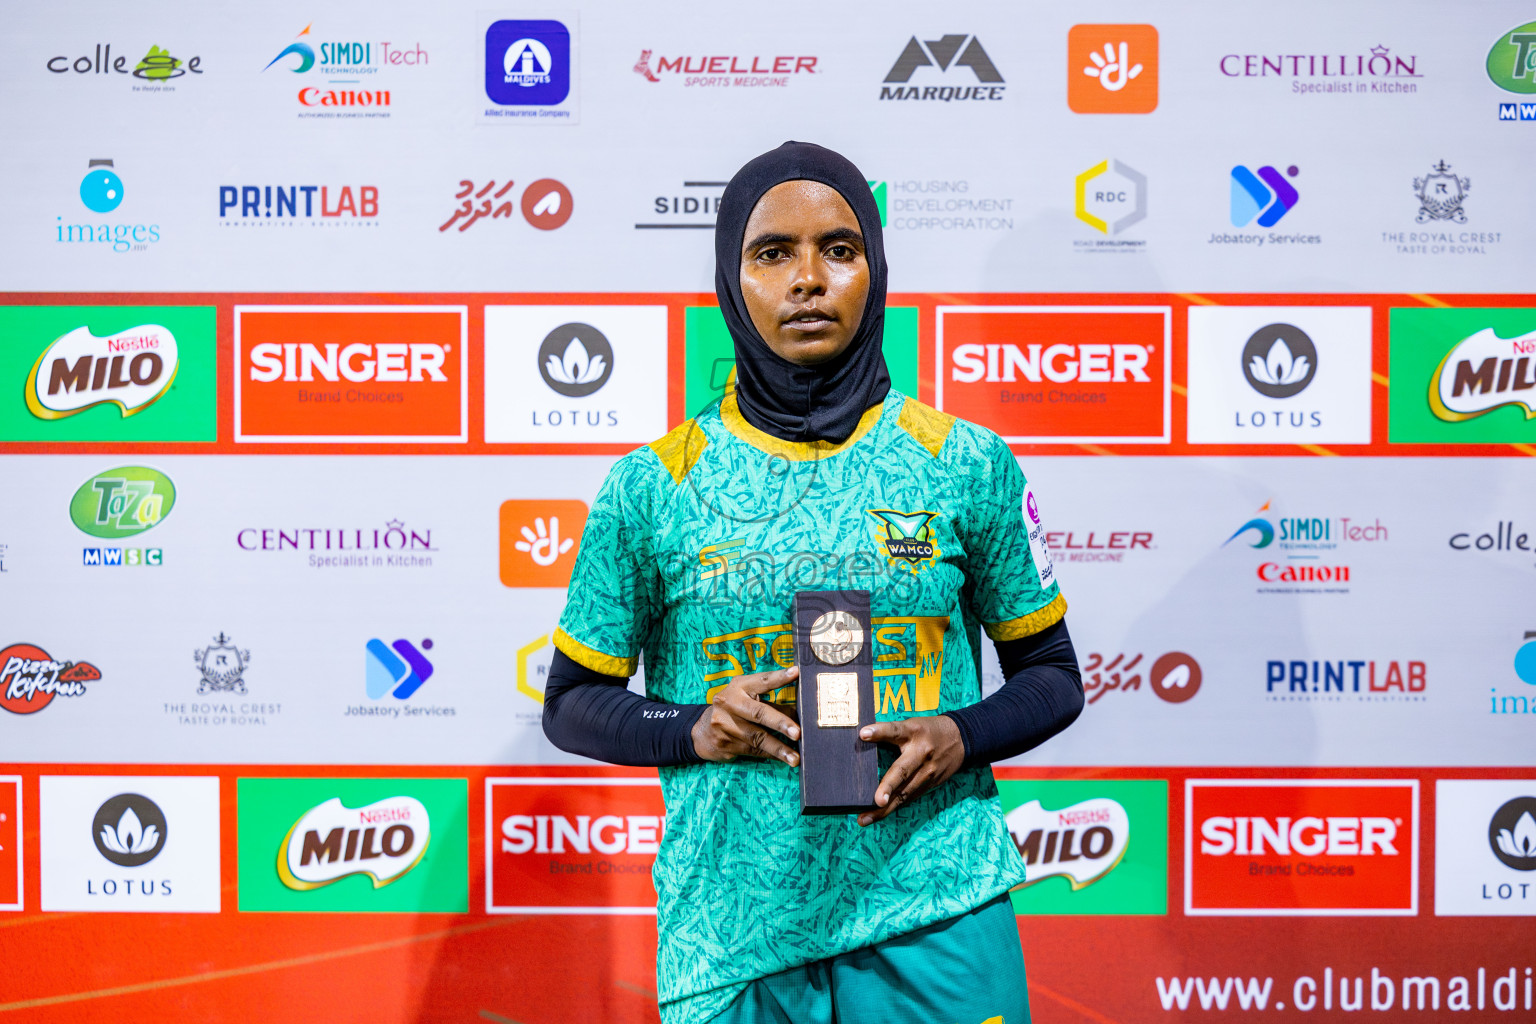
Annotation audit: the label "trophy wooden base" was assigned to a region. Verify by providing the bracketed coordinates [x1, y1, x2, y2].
[794, 589, 879, 815]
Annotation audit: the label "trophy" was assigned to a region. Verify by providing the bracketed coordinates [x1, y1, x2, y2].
[793, 589, 878, 814]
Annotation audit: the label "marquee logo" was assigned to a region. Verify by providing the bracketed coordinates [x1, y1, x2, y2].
[69, 466, 175, 539]
[0, 644, 101, 715]
[1186, 780, 1418, 915]
[1068, 25, 1159, 113]
[1428, 327, 1536, 422]
[1007, 797, 1129, 890]
[1231, 165, 1299, 227]
[879, 34, 1004, 101]
[25, 324, 177, 420]
[91, 793, 166, 868]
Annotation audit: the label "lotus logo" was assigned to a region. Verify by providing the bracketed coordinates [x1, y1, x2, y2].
[1241, 324, 1318, 399]
[1489, 796, 1536, 871]
[92, 793, 167, 867]
[537, 323, 614, 398]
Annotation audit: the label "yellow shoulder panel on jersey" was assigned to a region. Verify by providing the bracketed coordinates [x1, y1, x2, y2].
[554, 628, 639, 678]
[984, 592, 1068, 642]
[648, 418, 710, 485]
[896, 395, 956, 458]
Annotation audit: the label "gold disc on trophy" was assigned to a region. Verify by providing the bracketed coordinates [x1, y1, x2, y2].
[809, 610, 863, 666]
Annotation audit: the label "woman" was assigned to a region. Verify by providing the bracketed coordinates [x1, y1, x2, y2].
[543, 141, 1083, 1024]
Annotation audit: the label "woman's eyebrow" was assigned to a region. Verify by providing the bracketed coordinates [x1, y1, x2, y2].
[817, 227, 864, 246]
[744, 231, 795, 251]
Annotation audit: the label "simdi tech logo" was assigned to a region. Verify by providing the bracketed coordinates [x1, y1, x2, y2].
[1389, 307, 1536, 443]
[1436, 780, 1536, 916]
[234, 305, 468, 443]
[0, 305, 215, 442]
[1221, 498, 1386, 594]
[237, 777, 467, 912]
[499, 500, 588, 587]
[1186, 779, 1419, 915]
[1067, 25, 1158, 113]
[997, 779, 1168, 915]
[1488, 21, 1536, 121]
[262, 23, 426, 118]
[878, 34, 1004, 102]
[482, 18, 579, 122]
[56, 159, 161, 254]
[935, 305, 1171, 443]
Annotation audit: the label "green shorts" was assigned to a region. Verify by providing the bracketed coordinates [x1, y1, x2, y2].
[662, 894, 1030, 1024]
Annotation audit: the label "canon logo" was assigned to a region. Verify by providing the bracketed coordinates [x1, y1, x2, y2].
[951, 343, 1151, 384]
[1200, 816, 1398, 857]
[248, 342, 449, 383]
[500, 813, 664, 855]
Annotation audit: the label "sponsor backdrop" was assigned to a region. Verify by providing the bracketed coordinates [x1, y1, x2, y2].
[1, 2, 1533, 1021]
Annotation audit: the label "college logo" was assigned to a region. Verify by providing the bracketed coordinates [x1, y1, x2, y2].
[499, 500, 587, 587]
[235, 306, 467, 443]
[1187, 780, 1418, 915]
[0, 644, 101, 715]
[1187, 307, 1372, 444]
[1488, 22, 1536, 103]
[1390, 308, 1536, 443]
[869, 509, 940, 572]
[1081, 650, 1202, 705]
[365, 638, 434, 700]
[1265, 657, 1425, 702]
[70, 466, 175, 545]
[1449, 522, 1536, 567]
[92, 793, 166, 868]
[484, 305, 667, 444]
[238, 778, 467, 911]
[879, 34, 1004, 101]
[57, 159, 161, 254]
[634, 50, 817, 86]
[483, 19, 576, 120]
[1436, 781, 1536, 915]
[937, 306, 1170, 443]
[46, 43, 204, 83]
[997, 779, 1167, 915]
[1068, 25, 1158, 113]
[1073, 159, 1146, 251]
[0, 777, 19, 911]
[1230, 165, 1299, 228]
[486, 778, 665, 913]
[194, 633, 250, 695]
[25, 323, 176, 420]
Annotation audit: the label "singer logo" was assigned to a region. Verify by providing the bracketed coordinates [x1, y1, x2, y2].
[235, 306, 467, 442]
[498, 500, 588, 587]
[1186, 780, 1418, 916]
[937, 306, 1170, 442]
[486, 778, 665, 913]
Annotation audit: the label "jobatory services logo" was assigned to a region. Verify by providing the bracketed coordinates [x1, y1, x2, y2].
[1488, 22, 1536, 120]
[237, 777, 467, 912]
[57, 159, 161, 254]
[879, 34, 1003, 101]
[1436, 781, 1536, 915]
[1081, 650, 1202, 705]
[70, 465, 175, 567]
[1384, 161, 1502, 258]
[0, 777, 19, 911]
[1218, 43, 1421, 95]
[0, 644, 101, 716]
[218, 184, 379, 228]
[1186, 779, 1419, 916]
[482, 18, 578, 122]
[997, 779, 1167, 915]
[439, 178, 573, 232]
[1067, 25, 1158, 113]
[499, 500, 588, 587]
[46, 42, 204, 89]
[936, 306, 1171, 443]
[1263, 657, 1426, 703]
[234, 305, 467, 443]
[633, 49, 817, 87]
[1221, 499, 1387, 594]
[1389, 308, 1536, 443]
[0, 306, 214, 442]
[1186, 306, 1373, 444]
[39, 775, 221, 912]
[235, 518, 437, 571]
[1073, 159, 1146, 252]
[351, 637, 454, 722]
[262, 23, 424, 118]
[483, 305, 668, 444]
[486, 778, 666, 913]
[1227, 164, 1301, 227]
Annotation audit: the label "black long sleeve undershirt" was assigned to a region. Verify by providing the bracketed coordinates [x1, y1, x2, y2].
[540, 618, 1083, 769]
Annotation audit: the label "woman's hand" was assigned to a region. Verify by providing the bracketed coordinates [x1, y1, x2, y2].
[691, 666, 802, 766]
[856, 715, 965, 827]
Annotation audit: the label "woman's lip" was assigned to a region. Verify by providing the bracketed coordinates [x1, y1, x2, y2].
[783, 315, 835, 332]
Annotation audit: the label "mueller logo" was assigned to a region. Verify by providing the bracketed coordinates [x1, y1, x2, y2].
[1428, 327, 1536, 422]
[235, 306, 467, 443]
[218, 185, 379, 223]
[277, 795, 428, 890]
[1186, 780, 1418, 915]
[937, 306, 1170, 443]
[0, 643, 101, 715]
[1007, 797, 1128, 890]
[879, 35, 1004, 101]
[25, 324, 177, 420]
[1265, 658, 1426, 702]
[1045, 529, 1153, 564]
[634, 50, 817, 87]
[487, 779, 666, 913]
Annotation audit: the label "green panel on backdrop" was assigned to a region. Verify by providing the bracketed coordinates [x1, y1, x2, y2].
[1389, 306, 1536, 443]
[0, 305, 216, 441]
[683, 306, 919, 420]
[237, 777, 468, 912]
[995, 778, 1168, 916]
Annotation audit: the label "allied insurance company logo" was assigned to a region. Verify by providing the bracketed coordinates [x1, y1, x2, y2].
[0, 644, 101, 715]
[234, 305, 468, 443]
[1186, 780, 1419, 915]
[46, 42, 204, 85]
[936, 305, 1171, 444]
[633, 49, 818, 87]
[1067, 25, 1159, 113]
[1488, 21, 1536, 121]
[499, 500, 588, 587]
[483, 19, 576, 121]
[25, 322, 178, 421]
[439, 178, 573, 233]
[878, 34, 1005, 102]
[1222, 499, 1387, 592]
[263, 23, 426, 115]
[71, 465, 176, 568]
[278, 795, 430, 891]
[58, 159, 161, 254]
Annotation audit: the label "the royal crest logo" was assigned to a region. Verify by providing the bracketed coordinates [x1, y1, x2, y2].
[25, 324, 178, 420]
[277, 795, 429, 891]
[869, 509, 941, 571]
[1413, 161, 1470, 224]
[0, 643, 101, 715]
[194, 633, 250, 695]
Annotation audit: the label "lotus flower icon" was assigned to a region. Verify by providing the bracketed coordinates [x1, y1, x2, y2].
[536, 323, 614, 398]
[1496, 810, 1536, 860]
[1249, 339, 1311, 387]
[101, 806, 159, 856]
[91, 793, 168, 867]
[1240, 323, 1318, 399]
[545, 338, 606, 387]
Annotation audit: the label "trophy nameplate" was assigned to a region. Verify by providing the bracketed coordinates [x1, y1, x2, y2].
[794, 590, 878, 815]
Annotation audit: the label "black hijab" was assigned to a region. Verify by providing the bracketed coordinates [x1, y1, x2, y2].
[714, 141, 891, 444]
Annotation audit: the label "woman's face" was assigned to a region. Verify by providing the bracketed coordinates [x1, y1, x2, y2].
[739, 179, 870, 367]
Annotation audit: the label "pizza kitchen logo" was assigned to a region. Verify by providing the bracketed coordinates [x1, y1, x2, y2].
[633, 50, 818, 87]
[26, 324, 177, 421]
[277, 795, 429, 891]
[0, 643, 102, 715]
[1007, 796, 1129, 891]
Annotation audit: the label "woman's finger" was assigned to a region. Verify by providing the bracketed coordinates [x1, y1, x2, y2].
[715, 686, 801, 741]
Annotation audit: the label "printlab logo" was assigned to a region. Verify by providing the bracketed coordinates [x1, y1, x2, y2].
[366, 638, 434, 700]
[1488, 21, 1536, 120]
[58, 159, 162, 254]
[498, 500, 587, 587]
[483, 19, 576, 120]
[633, 50, 818, 86]
[879, 35, 1005, 101]
[1231, 165, 1299, 227]
[26, 323, 177, 421]
[1242, 324, 1317, 398]
[194, 633, 250, 695]
[218, 185, 379, 227]
[440, 178, 573, 233]
[1067, 25, 1159, 113]
[1082, 651, 1201, 705]
[538, 323, 613, 397]
[46, 43, 204, 86]
[0, 644, 101, 715]
[1265, 657, 1426, 703]
[92, 794, 165, 868]
[1073, 159, 1146, 252]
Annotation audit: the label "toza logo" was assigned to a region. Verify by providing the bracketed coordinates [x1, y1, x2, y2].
[1241, 323, 1317, 398]
[879, 34, 1003, 101]
[0, 643, 101, 715]
[92, 793, 166, 867]
[365, 638, 434, 700]
[194, 633, 250, 695]
[1231, 164, 1300, 227]
[25, 323, 178, 420]
[538, 323, 613, 397]
[1069, 25, 1159, 113]
[277, 795, 430, 890]
[69, 466, 175, 539]
[1487, 22, 1536, 94]
[1007, 797, 1129, 890]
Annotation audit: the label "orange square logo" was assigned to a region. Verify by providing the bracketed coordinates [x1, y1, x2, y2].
[1068, 24, 1158, 113]
[499, 500, 588, 587]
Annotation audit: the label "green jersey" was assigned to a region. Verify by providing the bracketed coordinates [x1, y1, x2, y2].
[556, 388, 1064, 1013]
